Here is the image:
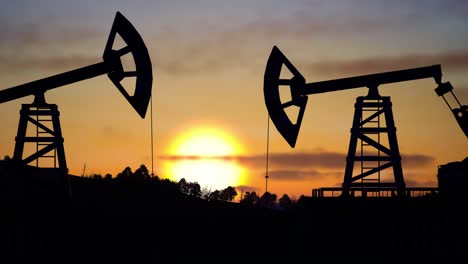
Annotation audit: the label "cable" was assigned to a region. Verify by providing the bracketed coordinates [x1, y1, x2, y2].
[150, 94, 154, 177]
[265, 113, 270, 193]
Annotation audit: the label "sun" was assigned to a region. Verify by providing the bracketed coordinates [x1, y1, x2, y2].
[167, 126, 246, 191]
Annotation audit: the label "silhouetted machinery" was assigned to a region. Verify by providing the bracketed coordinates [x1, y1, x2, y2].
[264, 46, 467, 196]
[437, 157, 468, 197]
[0, 12, 152, 195]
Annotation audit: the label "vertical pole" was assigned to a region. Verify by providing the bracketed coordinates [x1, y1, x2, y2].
[13, 105, 29, 162]
[383, 98, 405, 196]
[342, 97, 363, 196]
[50, 104, 71, 199]
[51, 105, 67, 173]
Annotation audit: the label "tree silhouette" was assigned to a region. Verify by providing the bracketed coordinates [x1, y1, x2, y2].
[90, 173, 103, 181]
[178, 178, 189, 194]
[207, 190, 221, 201]
[240, 191, 259, 206]
[177, 178, 202, 197]
[134, 164, 151, 182]
[296, 195, 308, 207]
[104, 173, 112, 181]
[278, 194, 292, 209]
[159, 178, 180, 195]
[116, 166, 133, 182]
[201, 186, 212, 200]
[187, 182, 202, 197]
[258, 192, 277, 208]
[220, 186, 237, 202]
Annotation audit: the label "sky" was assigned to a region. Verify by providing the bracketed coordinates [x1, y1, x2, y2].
[0, 0, 467, 199]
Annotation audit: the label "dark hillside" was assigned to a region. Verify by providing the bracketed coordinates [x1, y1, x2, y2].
[1, 163, 467, 262]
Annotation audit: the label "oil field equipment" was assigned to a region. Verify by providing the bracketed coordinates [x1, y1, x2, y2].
[264, 46, 467, 197]
[0, 12, 153, 196]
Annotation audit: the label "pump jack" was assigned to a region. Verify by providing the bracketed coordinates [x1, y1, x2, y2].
[264, 46, 467, 197]
[0, 12, 153, 198]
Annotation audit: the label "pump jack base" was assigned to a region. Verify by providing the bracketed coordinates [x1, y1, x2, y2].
[0, 161, 71, 202]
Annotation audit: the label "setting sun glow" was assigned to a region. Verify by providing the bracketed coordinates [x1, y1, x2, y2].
[167, 127, 246, 191]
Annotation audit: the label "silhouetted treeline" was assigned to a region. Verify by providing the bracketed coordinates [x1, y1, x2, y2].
[82, 163, 304, 207]
[1, 153, 297, 207]
[79, 164, 242, 203]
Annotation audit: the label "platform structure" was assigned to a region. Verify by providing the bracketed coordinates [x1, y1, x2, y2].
[342, 95, 405, 197]
[13, 95, 67, 174]
[312, 186, 438, 198]
[11, 94, 71, 198]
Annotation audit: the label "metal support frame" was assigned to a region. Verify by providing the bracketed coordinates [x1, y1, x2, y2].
[13, 100, 68, 174]
[13, 98, 71, 198]
[0, 12, 153, 201]
[342, 96, 405, 196]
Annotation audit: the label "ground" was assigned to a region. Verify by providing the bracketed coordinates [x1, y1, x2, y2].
[1, 165, 467, 263]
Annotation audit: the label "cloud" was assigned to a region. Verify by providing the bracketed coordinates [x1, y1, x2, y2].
[3, 2, 468, 79]
[159, 152, 346, 169]
[267, 169, 326, 180]
[9, 48, 468, 87]
[245, 152, 434, 170]
[0, 17, 106, 74]
[234, 185, 257, 193]
[0, 54, 99, 72]
[453, 86, 468, 100]
[148, 0, 468, 77]
[251, 152, 346, 169]
[159, 150, 435, 173]
[301, 52, 468, 78]
[0, 18, 101, 71]
[159, 155, 237, 161]
[401, 154, 436, 168]
[404, 177, 438, 188]
[154, 21, 468, 77]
